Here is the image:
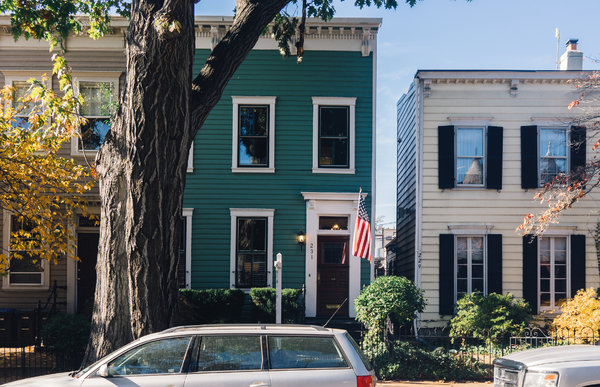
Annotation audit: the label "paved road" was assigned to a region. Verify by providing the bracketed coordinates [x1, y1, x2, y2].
[379, 381, 492, 386]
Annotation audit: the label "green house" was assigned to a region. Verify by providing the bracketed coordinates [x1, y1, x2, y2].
[182, 16, 380, 318]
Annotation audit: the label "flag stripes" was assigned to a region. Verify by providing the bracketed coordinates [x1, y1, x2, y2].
[352, 193, 371, 261]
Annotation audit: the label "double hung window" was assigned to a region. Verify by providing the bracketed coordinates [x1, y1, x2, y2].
[539, 128, 568, 185]
[12, 81, 34, 128]
[231, 97, 276, 173]
[312, 97, 356, 174]
[456, 128, 485, 186]
[78, 82, 112, 151]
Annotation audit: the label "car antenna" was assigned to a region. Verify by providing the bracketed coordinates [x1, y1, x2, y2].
[323, 298, 348, 328]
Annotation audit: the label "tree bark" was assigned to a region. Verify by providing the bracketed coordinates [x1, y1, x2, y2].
[84, 0, 292, 365]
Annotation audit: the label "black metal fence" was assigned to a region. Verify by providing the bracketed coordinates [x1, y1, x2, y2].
[0, 346, 79, 384]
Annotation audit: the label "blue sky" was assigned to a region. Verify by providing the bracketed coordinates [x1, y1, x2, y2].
[195, 0, 600, 227]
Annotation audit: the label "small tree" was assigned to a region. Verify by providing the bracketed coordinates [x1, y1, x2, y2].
[552, 287, 600, 343]
[449, 292, 531, 345]
[355, 276, 425, 355]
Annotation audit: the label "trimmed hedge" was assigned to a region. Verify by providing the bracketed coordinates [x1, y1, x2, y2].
[250, 288, 303, 323]
[177, 288, 245, 324]
[41, 313, 90, 356]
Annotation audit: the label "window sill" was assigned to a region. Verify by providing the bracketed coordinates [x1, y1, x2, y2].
[1, 284, 50, 291]
[71, 149, 100, 158]
[312, 168, 355, 175]
[232, 167, 275, 174]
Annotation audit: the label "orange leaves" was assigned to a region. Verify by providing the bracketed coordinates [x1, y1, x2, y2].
[568, 100, 580, 110]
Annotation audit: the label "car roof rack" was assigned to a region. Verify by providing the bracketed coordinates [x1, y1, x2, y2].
[160, 324, 331, 334]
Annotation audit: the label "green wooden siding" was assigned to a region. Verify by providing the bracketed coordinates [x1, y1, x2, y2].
[184, 49, 373, 290]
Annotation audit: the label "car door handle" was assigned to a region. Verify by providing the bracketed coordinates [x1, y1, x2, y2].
[249, 383, 269, 387]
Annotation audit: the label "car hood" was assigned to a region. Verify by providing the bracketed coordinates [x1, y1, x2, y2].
[2, 372, 78, 386]
[500, 345, 600, 367]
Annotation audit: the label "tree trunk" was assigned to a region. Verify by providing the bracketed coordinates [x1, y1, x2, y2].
[84, 0, 291, 365]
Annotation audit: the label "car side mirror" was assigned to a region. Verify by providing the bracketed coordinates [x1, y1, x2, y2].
[97, 364, 111, 378]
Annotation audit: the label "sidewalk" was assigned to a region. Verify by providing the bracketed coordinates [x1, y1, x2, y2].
[379, 381, 492, 386]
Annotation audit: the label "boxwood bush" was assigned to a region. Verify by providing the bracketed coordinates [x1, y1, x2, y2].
[177, 288, 245, 324]
[250, 288, 302, 323]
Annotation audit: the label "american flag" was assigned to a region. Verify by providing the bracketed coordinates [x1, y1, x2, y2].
[352, 192, 371, 261]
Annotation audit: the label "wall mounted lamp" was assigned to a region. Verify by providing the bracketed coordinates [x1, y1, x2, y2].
[297, 230, 306, 251]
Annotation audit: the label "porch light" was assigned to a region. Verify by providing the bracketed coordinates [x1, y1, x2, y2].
[297, 230, 306, 250]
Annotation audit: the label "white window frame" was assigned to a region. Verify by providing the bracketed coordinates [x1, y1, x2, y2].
[231, 96, 276, 173]
[453, 234, 487, 303]
[538, 235, 571, 312]
[2, 210, 50, 290]
[229, 208, 274, 289]
[4, 71, 52, 127]
[538, 126, 569, 187]
[455, 126, 486, 187]
[70, 72, 121, 156]
[312, 97, 356, 174]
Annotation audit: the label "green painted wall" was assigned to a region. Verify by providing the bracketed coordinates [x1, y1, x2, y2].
[184, 49, 373, 290]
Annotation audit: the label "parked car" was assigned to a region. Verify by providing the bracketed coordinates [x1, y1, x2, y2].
[3, 324, 376, 387]
[493, 344, 600, 386]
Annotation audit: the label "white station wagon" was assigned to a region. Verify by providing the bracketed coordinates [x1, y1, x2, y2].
[3, 324, 376, 387]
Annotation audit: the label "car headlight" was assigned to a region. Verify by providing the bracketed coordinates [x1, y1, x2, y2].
[523, 371, 559, 387]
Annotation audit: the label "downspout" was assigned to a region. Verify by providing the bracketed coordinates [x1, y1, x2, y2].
[414, 74, 424, 331]
[370, 26, 378, 282]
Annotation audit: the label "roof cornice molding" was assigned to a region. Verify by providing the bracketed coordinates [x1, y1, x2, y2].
[416, 70, 591, 85]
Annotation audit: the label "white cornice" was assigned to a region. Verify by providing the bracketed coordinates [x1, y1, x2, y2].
[0, 15, 381, 53]
[416, 70, 590, 85]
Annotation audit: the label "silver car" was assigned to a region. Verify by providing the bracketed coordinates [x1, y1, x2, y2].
[3, 324, 376, 387]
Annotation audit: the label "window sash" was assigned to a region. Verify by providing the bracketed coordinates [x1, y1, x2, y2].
[538, 236, 569, 310]
[78, 82, 112, 151]
[454, 235, 486, 302]
[318, 106, 350, 168]
[8, 217, 44, 286]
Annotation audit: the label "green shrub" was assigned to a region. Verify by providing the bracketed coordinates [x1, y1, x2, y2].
[41, 313, 90, 356]
[355, 276, 425, 355]
[177, 288, 245, 324]
[250, 288, 302, 323]
[370, 341, 490, 381]
[449, 292, 531, 345]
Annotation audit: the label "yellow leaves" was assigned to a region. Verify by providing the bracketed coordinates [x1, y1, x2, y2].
[552, 288, 600, 343]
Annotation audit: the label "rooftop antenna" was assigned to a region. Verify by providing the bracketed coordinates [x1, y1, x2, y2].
[555, 28, 560, 70]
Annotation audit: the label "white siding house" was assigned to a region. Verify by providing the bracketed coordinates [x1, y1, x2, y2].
[396, 43, 600, 326]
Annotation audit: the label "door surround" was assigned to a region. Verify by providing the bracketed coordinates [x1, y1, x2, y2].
[301, 192, 364, 318]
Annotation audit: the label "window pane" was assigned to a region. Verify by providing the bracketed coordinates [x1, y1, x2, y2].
[239, 106, 268, 136]
[319, 138, 348, 167]
[197, 336, 262, 371]
[540, 159, 566, 184]
[80, 82, 111, 117]
[13, 81, 36, 116]
[456, 279, 467, 294]
[540, 129, 567, 157]
[236, 253, 266, 288]
[108, 337, 190, 375]
[472, 264, 483, 278]
[539, 238, 550, 251]
[9, 273, 42, 285]
[80, 118, 110, 150]
[555, 279, 566, 293]
[554, 237, 567, 252]
[9, 218, 43, 285]
[320, 106, 348, 137]
[540, 278, 550, 292]
[456, 237, 467, 251]
[472, 279, 484, 292]
[321, 242, 347, 264]
[268, 336, 347, 369]
[540, 263, 551, 279]
[319, 217, 348, 230]
[237, 218, 266, 252]
[540, 293, 551, 307]
[457, 158, 483, 185]
[239, 138, 268, 166]
[457, 128, 484, 157]
[456, 264, 467, 279]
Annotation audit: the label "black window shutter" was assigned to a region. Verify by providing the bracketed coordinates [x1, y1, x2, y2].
[487, 234, 502, 294]
[570, 234, 586, 296]
[521, 126, 538, 189]
[522, 235, 538, 314]
[486, 126, 503, 190]
[439, 234, 455, 315]
[570, 126, 586, 174]
[438, 126, 455, 189]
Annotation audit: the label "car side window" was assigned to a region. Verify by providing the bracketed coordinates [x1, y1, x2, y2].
[268, 336, 348, 369]
[107, 337, 191, 376]
[195, 335, 262, 371]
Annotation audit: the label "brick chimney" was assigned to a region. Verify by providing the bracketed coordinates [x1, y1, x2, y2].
[559, 38, 583, 70]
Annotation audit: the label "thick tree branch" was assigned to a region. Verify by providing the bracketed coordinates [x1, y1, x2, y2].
[190, 0, 291, 132]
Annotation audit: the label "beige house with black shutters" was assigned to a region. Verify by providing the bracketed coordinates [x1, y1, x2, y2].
[394, 40, 600, 326]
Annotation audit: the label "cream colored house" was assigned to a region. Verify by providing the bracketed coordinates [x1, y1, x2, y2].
[396, 40, 600, 326]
